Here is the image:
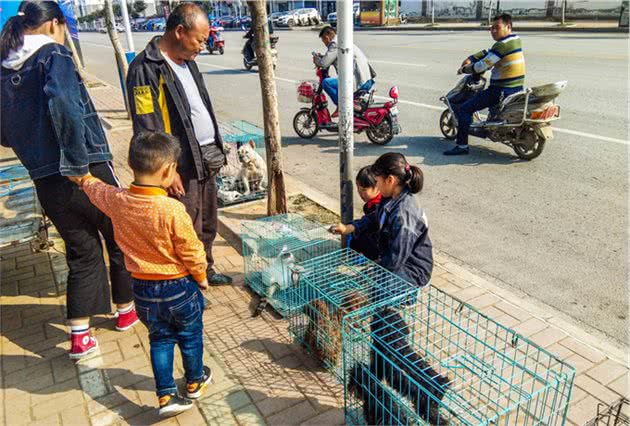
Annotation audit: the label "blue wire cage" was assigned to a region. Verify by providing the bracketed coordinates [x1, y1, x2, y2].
[217, 120, 266, 207]
[241, 214, 340, 316]
[342, 285, 576, 426]
[286, 248, 419, 381]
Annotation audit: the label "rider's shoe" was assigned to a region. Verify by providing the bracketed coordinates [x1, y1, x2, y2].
[443, 145, 470, 156]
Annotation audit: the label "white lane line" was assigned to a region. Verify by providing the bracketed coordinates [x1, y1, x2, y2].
[84, 42, 628, 146]
[552, 127, 629, 146]
[370, 59, 427, 68]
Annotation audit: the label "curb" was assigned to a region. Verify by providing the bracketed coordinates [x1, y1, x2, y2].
[355, 25, 628, 33]
[218, 173, 628, 365]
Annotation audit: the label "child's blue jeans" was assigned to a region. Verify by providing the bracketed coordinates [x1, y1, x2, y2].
[133, 276, 205, 397]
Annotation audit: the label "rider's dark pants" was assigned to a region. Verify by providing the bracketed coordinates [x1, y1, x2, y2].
[455, 85, 522, 146]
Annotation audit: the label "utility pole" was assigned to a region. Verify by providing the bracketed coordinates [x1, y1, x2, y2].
[119, 0, 135, 52]
[431, 0, 435, 25]
[561, 0, 567, 25]
[338, 0, 354, 244]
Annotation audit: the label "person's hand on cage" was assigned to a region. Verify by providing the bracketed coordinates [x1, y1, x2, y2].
[329, 223, 355, 236]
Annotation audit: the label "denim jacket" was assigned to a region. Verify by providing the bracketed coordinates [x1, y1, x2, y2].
[1, 42, 112, 180]
[353, 189, 433, 287]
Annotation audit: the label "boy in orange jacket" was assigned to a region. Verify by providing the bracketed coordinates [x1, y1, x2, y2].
[70, 132, 212, 417]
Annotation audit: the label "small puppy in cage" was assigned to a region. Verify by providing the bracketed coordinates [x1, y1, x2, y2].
[237, 140, 267, 194]
[348, 363, 415, 425]
[303, 292, 368, 368]
[371, 308, 450, 426]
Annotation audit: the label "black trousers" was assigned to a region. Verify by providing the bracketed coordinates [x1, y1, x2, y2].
[179, 176, 218, 273]
[34, 162, 133, 319]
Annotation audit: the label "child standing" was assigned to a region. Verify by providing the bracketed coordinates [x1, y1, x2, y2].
[70, 132, 212, 417]
[333, 153, 433, 288]
[349, 166, 382, 261]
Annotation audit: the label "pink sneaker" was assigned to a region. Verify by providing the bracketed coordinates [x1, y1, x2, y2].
[69, 333, 98, 360]
[116, 307, 140, 331]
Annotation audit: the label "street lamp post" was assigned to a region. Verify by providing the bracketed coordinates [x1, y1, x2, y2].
[338, 0, 354, 245]
[119, 0, 135, 52]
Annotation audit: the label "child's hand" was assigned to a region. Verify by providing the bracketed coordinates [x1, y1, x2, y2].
[329, 224, 354, 236]
[197, 278, 209, 290]
[68, 174, 90, 186]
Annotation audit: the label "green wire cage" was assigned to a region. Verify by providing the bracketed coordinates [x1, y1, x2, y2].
[286, 248, 419, 381]
[343, 285, 576, 426]
[241, 214, 339, 316]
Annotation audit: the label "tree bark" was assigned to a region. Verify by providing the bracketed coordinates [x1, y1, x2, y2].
[104, 0, 130, 118]
[247, 0, 287, 216]
[64, 25, 88, 82]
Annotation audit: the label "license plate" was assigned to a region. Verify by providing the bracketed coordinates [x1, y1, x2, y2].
[390, 106, 399, 116]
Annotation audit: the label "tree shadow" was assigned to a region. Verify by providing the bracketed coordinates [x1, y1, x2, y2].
[203, 69, 252, 76]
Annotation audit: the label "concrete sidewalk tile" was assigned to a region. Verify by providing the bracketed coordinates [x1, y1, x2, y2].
[558, 338, 607, 365]
[1, 353, 26, 373]
[255, 395, 301, 417]
[494, 300, 533, 323]
[78, 369, 109, 400]
[451, 286, 487, 302]
[87, 391, 139, 416]
[575, 374, 622, 404]
[300, 408, 345, 425]
[607, 373, 629, 397]
[3, 388, 32, 424]
[175, 405, 208, 425]
[512, 317, 548, 337]
[50, 354, 78, 384]
[29, 414, 61, 426]
[466, 292, 501, 309]
[4, 359, 54, 390]
[116, 333, 146, 360]
[529, 326, 568, 348]
[568, 385, 588, 405]
[586, 359, 629, 386]
[567, 395, 600, 425]
[60, 404, 91, 425]
[566, 353, 597, 376]
[233, 403, 266, 425]
[1, 266, 35, 281]
[267, 400, 317, 425]
[547, 342, 576, 361]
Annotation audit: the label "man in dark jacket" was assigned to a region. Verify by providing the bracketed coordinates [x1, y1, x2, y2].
[126, 2, 231, 285]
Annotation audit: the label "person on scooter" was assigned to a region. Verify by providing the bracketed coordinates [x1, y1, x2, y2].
[313, 26, 373, 118]
[243, 17, 274, 63]
[444, 13, 525, 156]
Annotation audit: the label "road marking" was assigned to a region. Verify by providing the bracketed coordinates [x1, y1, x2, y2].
[83, 41, 628, 146]
[370, 59, 427, 67]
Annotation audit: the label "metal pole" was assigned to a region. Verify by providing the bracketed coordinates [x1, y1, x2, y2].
[561, 0, 566, 25]
[120, 0, 135, 52]
[338, 0, 354, 245]
[431, 0, 434, 24]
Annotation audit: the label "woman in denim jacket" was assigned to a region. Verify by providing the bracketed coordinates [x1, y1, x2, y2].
[1, 1, 136, 359]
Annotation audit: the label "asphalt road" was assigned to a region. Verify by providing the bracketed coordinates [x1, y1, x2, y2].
[78, 30, 629, 344]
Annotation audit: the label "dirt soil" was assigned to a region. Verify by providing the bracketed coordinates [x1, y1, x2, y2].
[288, 194, 340, 225]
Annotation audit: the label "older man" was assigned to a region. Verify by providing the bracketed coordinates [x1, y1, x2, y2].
[126, 3, 232, 285]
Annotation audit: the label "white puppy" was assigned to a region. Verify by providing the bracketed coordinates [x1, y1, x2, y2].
[237, 140, 267, 194]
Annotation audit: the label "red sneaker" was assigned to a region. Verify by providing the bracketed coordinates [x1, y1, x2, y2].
[116, 307, 140, 331]
[69, 333, 98, 360]
[331, 109, 339, 118]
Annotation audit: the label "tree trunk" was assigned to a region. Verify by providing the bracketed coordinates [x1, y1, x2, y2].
[247, 0, 287, 216]
[104, 0, 130, 118]
[64, 25, 88, 82]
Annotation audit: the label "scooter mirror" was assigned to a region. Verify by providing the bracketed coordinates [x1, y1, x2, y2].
[389, 86, 399, 99]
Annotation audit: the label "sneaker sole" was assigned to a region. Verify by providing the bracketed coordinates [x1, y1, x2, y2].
[68, 340, 98, 360]
[115, 318, 140, 332]
[159, 403, 194, 418]
[186, 370, 214, 399]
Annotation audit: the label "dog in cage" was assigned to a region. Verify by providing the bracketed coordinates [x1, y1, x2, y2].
[236, 140, 267, 194]
[370, 307, 451, 426]
[303, 291, 368, 368]
[348, 363, 415, 425]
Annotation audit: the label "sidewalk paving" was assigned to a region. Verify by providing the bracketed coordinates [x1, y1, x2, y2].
[1, 73, 628, 426]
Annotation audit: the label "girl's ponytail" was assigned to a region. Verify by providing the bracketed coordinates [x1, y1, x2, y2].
[371, 152, 425, 194]
[406, 164, 424, 194]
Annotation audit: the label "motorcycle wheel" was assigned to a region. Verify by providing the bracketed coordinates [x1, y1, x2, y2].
[219, 46, 224, 55]
[366, 116, 394, 145]
[293, 110, 319, 139]
[439, 109, 457, 140]
[513, 138, 546, 160]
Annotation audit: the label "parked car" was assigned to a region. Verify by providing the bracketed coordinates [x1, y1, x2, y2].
[276, 10, 298, 27]
[99, 23, 124, 33]
[295, 8, 320, 25]
[218, 15, 237, 28]
[327, 3, 360, 25]
[270, 11, 285, 25]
